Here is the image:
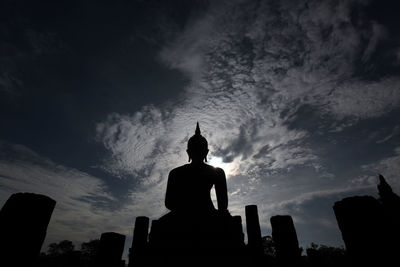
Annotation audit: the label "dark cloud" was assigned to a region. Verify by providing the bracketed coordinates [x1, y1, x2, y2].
[1, 0, 400, 258]
[0, 0, 191, 176]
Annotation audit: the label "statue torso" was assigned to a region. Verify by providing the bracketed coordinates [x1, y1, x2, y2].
[166, 163, 223, 213]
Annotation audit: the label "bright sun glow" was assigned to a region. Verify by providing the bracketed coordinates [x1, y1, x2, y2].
[208, 156, 237, 178]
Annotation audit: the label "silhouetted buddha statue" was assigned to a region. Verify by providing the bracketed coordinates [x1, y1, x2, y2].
[148, 123, 245, 267]
[165, 122, 228, 215]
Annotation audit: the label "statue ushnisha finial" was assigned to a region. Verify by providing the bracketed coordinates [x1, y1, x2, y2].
[195, 122, 201, 135]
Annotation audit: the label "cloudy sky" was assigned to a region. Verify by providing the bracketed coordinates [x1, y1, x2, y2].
[1, 0, 400, 259]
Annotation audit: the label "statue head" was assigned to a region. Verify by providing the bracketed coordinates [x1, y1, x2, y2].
[187, 122, 208, 163]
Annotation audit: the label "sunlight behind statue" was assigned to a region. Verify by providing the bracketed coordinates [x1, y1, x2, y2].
[147, 123, 245, 267]
[165, 122, 228, 214]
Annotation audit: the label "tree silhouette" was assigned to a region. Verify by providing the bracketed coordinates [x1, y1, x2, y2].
[306, 243, 347, 267]
[47, 240, 75, 257]
[262, 235, 276, 257]
[81, 239, 99, 257]
[80, 239, 99, 264]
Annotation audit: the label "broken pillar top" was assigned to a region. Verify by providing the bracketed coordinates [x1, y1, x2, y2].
[0, 192, 56, 228]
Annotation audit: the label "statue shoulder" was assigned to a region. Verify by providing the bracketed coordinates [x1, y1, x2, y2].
[168, 164, 191, 177]
[204, 164, 225, 177]
[214, 167, 226, 178]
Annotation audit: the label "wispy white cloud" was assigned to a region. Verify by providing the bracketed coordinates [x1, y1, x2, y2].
[96, 106, 170, 177]
[327, 77, 400, 119]
[362, 146, 400, 193]
[95, 0, 400, 246]
[97, 0, 400, 180]
[361, 22, 387, 62]
[375, 125, 400, 144]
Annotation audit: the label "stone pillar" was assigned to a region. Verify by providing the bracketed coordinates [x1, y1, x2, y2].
[232, 215, 245, 243]
[270, 215, 300, 267]
[377, 175, 400, 266]
[129, 216, 149, 267]
[245, 205, 263, 267]
[0, 192, 56, 266]
[333, 196, 385, 267]
[148, 219, 159, 244]
[245, 205, 262, 250]
[95, 232, 126, 267]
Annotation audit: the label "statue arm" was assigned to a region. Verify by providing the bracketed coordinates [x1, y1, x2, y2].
[215, 168, 228, 211]
[165, 171, 177, 211]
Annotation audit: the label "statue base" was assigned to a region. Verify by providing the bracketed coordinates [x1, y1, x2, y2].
[147, 210, 245, 267]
